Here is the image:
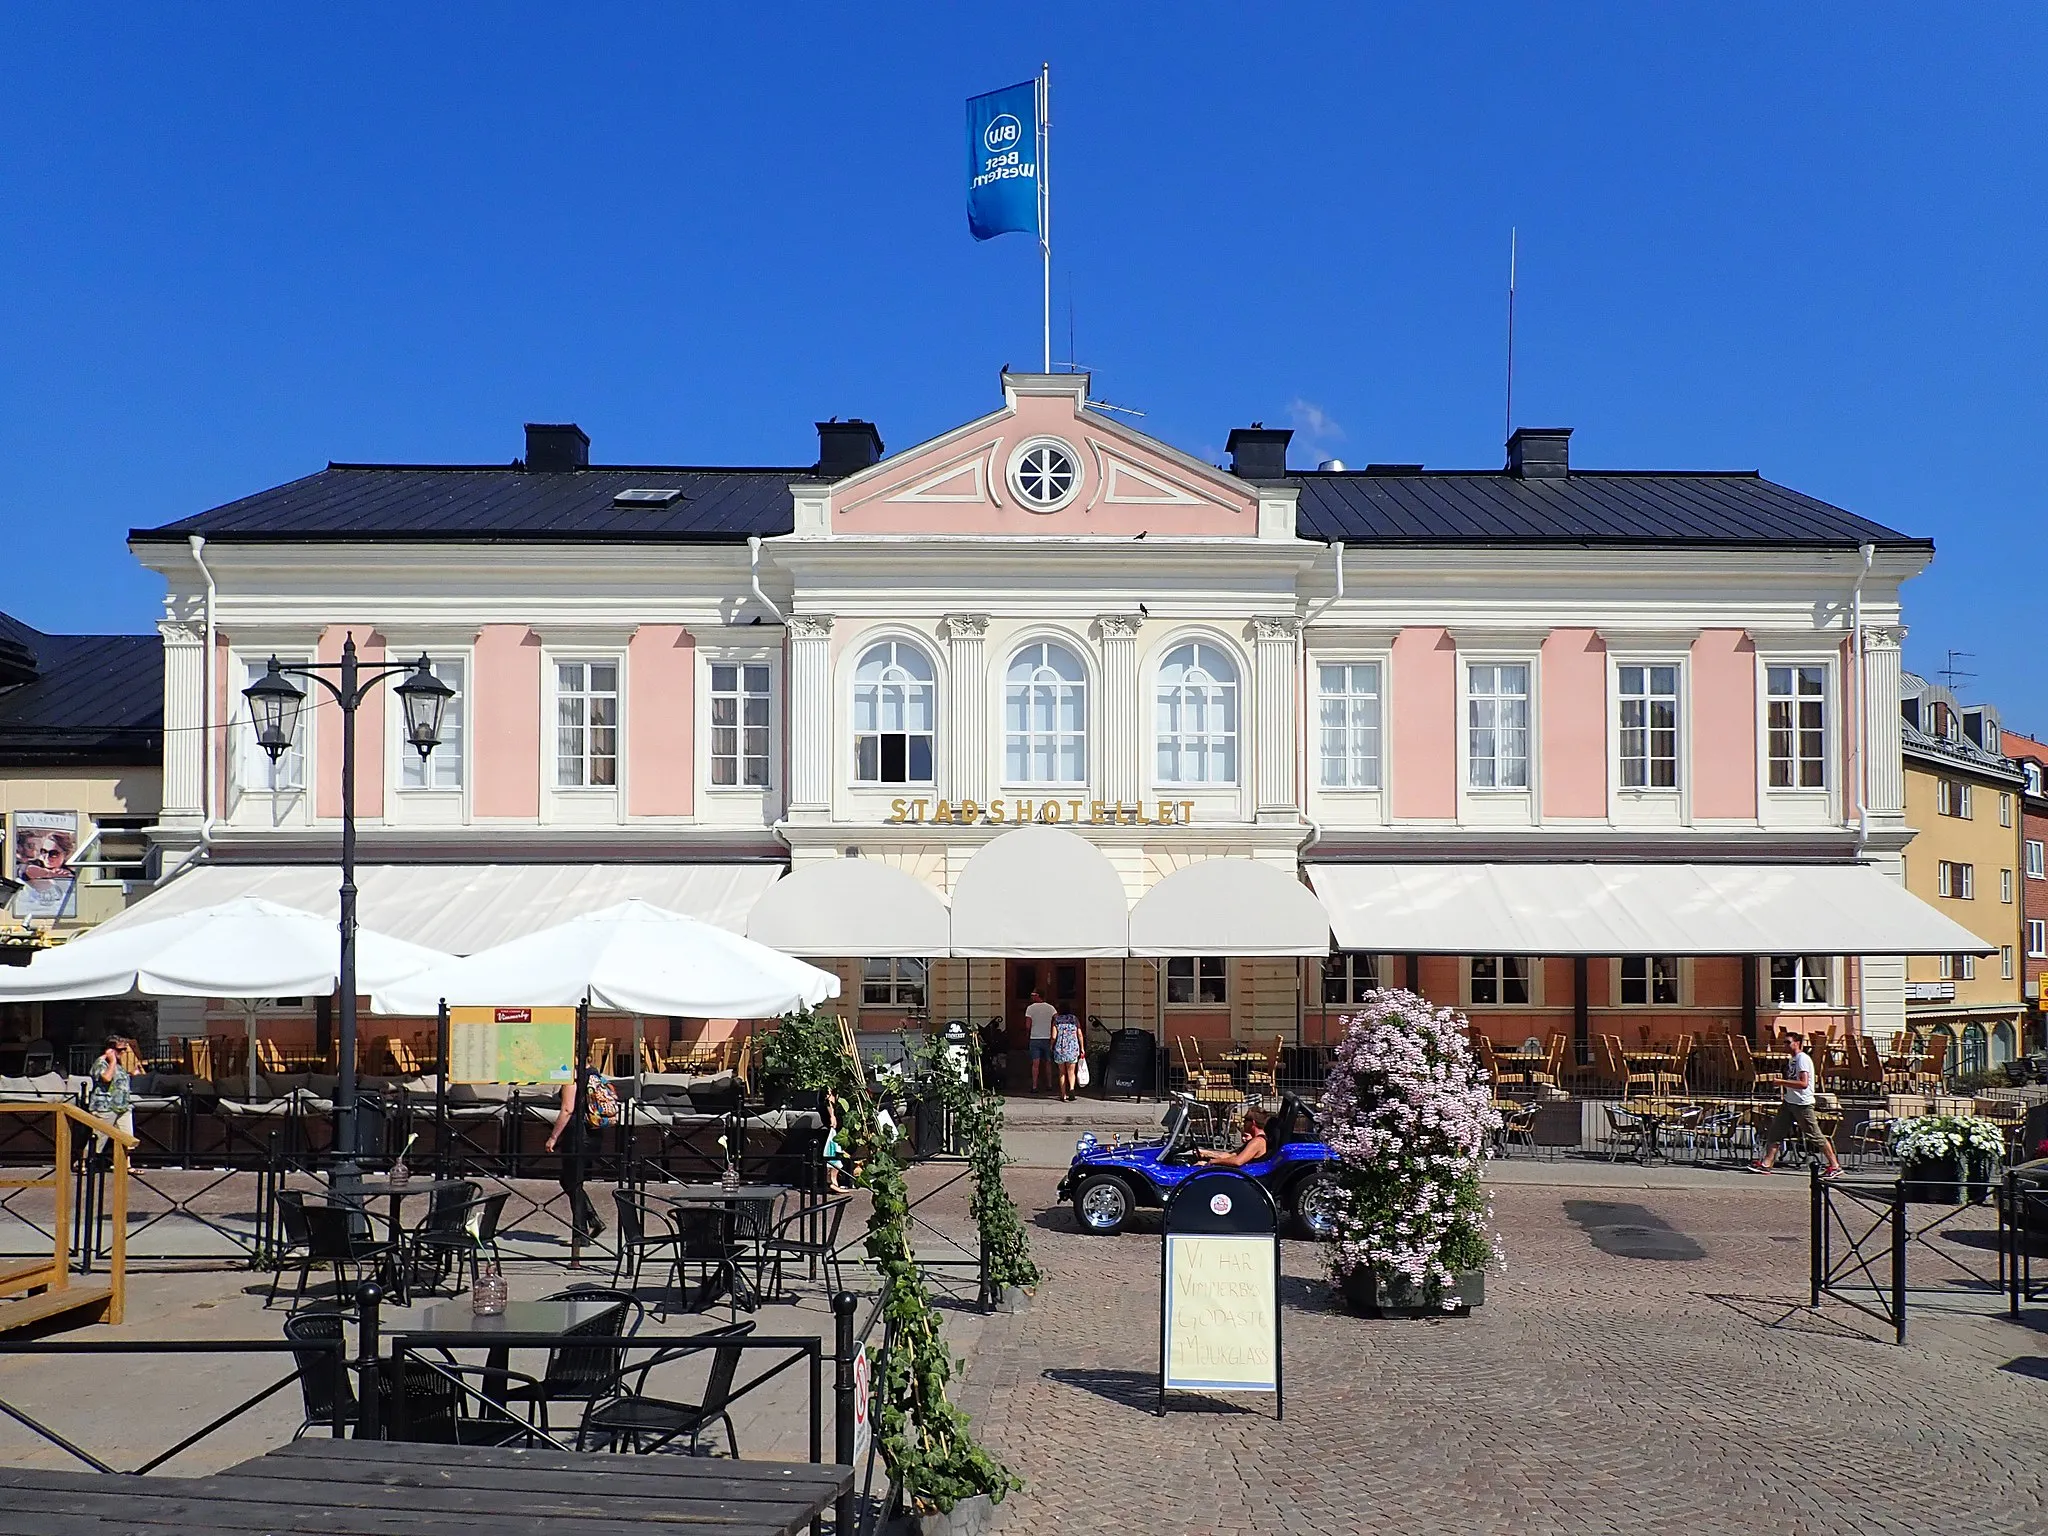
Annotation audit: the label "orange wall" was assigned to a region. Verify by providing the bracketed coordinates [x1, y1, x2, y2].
[474, 625, 541, 817]
[627, 625, 695, 816]
[1541, 629, 1607, 817]
[1691, 629, 1758, 819]
[1391, 627, 1457, 818]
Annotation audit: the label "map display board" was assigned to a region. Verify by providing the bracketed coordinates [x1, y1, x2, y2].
[447, 1006, 577, 1084]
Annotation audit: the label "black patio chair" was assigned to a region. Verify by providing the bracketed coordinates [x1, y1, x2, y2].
[283, 1308, 353, 1438]
[662, 1203, 737, 1311]
[407, 1186, 502, 1297]
[576, 1322, 755, 1455]
[759, 1196, 851, 1300]
[290, 1201, 396, 1311]
[610, 1186, 686, 1290]
[492, 1295, 635, 1434]
[267, 1189, 315, 1308]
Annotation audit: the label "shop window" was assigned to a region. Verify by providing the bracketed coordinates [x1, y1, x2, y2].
[1322, 951, 1379, 1005]
[1469, 956, 1531, 1006]
[1617, 663, 1681, 789]
[1768, 955, 1830, 1006]
[1466, 664, 1529, 789]
[709, 663, 771, 788]
[1619, 956, 1680, 1006]
[555, 660, 619, 788]
[398, 658, 464, 790]
[1166, 956, 1227, 1006]
[1765, 664, 1826, 789]
[1004, 642, 1087, 785]
[1961, 1022, 1987, 1077]
[853, 641, 934, 786]
[1317, 663, 1382, 788]
[861, 957, 927, 1009]
[1156, 643, 1239, 785]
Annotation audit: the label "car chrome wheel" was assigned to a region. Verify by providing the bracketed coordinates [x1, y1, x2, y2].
[1294, 1170, 1343, 1240]
[1076, 1177, 1130, 1234]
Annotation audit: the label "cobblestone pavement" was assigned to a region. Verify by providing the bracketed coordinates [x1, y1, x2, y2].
[945, 1170, 2048, 1536]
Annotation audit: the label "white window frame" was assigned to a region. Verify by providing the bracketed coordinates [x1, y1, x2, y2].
[860, 957, 928, 1009]
[851, 639, 936, 788]
[2003, 946, 2016, 981]
[235, 652, 312, 796]
[551, 656, 622, 791]
[1615, 659, 1684, 792]
[1464, 660, 1532, 791]
[1961, 952, 1977, 981]
[2027, 839, 2045, 880]
[2001, 791, 2014, 827]
[2002, 868, 2014, 905]
[1617, 956, 1683, 1007]
[1765, 955, 1832, 1008]
[1940, 953, 1954, 980]
[1938, 779, 1973, 819]
[1165, 956, 1229, 1007]
[2027, 918, 2046, 958]
[707, 659, 774, 791]
[1321, 951, 1381, 1006]
[1002, 640, 1089, 788]
[393, 654, 467, 793]
[1316, 660, 1383, 790]
[1764, 661, 1829, 792]
[1466, 956, 1536, 1007]
[1006, 436, 1083, 513]
[1154, 640, 1241, 787]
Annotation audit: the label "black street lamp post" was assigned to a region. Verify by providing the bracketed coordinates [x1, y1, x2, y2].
[245, 634, 452, 1180]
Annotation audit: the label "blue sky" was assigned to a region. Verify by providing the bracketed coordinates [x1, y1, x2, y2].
[4, 6, 2043, 725]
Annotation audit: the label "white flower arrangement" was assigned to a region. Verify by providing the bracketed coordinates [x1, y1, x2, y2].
[1889, 1113, 2006, 1165]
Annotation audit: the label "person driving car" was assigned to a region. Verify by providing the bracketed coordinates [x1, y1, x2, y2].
[1196, 1106, 1271, 1168]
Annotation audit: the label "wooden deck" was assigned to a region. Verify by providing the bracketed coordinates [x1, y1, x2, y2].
[0, 1439, 852, 1534]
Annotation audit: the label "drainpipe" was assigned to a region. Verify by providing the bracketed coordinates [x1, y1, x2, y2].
[1850, 543, 1874, 848]
[164, 536, 218, 881]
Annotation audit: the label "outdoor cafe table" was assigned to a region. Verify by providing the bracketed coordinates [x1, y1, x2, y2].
[1621, 1100, 1690, 1163]
[643, 1183, 794, 1313]
[0, 1438, 852, 1536]
[392, 1297, 625, 1411]
[339, 1175, 471, 1247]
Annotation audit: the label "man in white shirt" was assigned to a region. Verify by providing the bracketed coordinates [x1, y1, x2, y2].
[1750, 1028, 1842, 1178]
[1024, 991, 1057, 1095]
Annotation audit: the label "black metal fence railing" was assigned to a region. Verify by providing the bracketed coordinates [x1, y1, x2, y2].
[1809, 1167, 2013, 1344]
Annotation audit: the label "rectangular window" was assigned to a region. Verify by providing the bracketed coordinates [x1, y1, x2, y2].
[1961, 864, 1975, 900]
[1469, 956, 1532, 1006]
[1619, 956, 1681, 1006]
[1768, 955, 1830, 1005]
[1466, 664, 1530, 790]
[1318, 662, 1383, 789]
[709, 663, 772, 788]
[1617, 664, 1680, 789]
[1940, 953, 1954, 980]
[2002, 869, 2014, 905]
[555, 660, 619, 788]
[87, 815, 153, 882]
[1938, 861, 1974, 899]
[1321, 951, 1379, 1005]
[2003, 946, 2016, 981]
[398, 659, 464, 790]
[1937, 861, 1952, 898]
[1961, 953, 1977, 981]
[2002, 792, 2014, 827]
[2028, 840, 2045, 880]
[1166, 957, 1228, 1006]
[1937, 779, 1973, 818]
[1766, 664, 1827, 789]
[2027, 919, 2046, 958]
[240, 657, 307, 792]
[861, 957, 927, 1008]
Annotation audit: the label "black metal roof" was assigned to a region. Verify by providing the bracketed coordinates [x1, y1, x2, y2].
[1292, 468, 1922, 547]
[129, 465, 808, 545]
[0, 615, 162, 767]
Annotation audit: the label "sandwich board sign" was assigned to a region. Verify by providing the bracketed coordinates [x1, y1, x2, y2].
[1158, 1169, 1282, 1418]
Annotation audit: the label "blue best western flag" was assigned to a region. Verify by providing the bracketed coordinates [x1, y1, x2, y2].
[966, 80, 1040, 241]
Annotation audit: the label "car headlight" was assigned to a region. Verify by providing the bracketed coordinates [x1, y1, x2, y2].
[1075, 1133, 1098, 1155]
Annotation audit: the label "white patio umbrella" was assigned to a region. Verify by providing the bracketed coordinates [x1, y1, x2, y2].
[370, 899, 840, 1019]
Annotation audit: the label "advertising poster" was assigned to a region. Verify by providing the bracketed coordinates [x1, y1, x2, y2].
[8, 811, 78, 921]
[1162, 1233, 1279, 1393]
[446, 1005, 577, 1084]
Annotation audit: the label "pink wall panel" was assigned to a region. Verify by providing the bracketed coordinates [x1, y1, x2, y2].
[1541, 629, 1607, 818]
[473, 625, 541, 818]
[627, 625, 695, 817]
[1691, 629, 1758, 819]
[316, 628, 385, 820]
[1391, 627, 1458, 819]
[213, 633, 232, 814]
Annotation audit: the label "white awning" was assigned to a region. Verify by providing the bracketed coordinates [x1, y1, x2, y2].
[1306, 862, 1996, 957]
[1128, 858, 1331, 957]
[949, 825, 1129, 959]
[746, 860, 950, 958]
[94, 863, 782, 955]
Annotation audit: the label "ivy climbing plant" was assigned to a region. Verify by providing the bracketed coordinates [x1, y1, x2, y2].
[911, 1033, 1040, 1295]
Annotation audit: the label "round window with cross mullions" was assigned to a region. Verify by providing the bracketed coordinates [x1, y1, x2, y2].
[1007, 437, 1082, 513]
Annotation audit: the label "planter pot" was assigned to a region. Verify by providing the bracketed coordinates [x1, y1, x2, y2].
[1340, 1266, 1484, 1318]
[1966, 1152, 1997, 1206]
[990, 1284, 1031, 1314]
[890, 1494, 995, 1536]
[1902, 1156, 1963, 1205]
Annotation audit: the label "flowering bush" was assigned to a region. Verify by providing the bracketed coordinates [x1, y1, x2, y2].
[1321, 989, 1502, 1306]
[1889, 1113, 2005, 1165]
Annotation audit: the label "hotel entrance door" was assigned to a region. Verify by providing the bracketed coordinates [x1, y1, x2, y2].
[1004, 960, 1084, 1057]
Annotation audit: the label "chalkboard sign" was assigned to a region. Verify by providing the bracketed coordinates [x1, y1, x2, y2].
[1158, 1169, 1283, 1418]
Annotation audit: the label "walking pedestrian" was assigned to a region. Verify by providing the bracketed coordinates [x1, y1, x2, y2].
[545, 1053, 618, 1242]
[1024, 990, 1056, 1094]
[1052, 1004, 1084, 1102]
[1750, 1028, 1842, 1177]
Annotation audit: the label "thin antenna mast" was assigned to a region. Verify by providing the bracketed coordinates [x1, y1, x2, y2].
[1941, 649, 1977, 693]
[1505, 226, 1517, 441]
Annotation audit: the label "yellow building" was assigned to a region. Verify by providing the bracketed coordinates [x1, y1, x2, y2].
[1900, 676, 2025, 1074]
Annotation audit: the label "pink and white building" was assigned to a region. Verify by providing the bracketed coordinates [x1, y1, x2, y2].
[126, 372, 1977, 1058]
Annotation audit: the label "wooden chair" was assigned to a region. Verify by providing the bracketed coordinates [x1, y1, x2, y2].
[640, 1037, 663, 1076]
[1177, 1038, 1237, 1104]
[1728, 1033, 1759, 1096]
[1656, 1034, 1693, 1097]
[383, 1036, 422, 1077]
[183, 1037, 213, 1079]
[1912, 1036, 1949, 1094]
[1615, 1036, 1658, 1100]
[1243, 1036, 1281, 1100]
[588, 1037, 615, 1077]
[257, 1037, 290, 1075]
[1576, 1035, 1626, 1097]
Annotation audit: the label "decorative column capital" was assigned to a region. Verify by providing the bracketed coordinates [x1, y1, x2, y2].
[1098, 612, 1144, 640]
[941, 612, 991, 641]
[1252, 614, 1303, 643]
[787, 613, 834, 641]
[156, 621, 201, 646]
[1863, 625, 1906, 651]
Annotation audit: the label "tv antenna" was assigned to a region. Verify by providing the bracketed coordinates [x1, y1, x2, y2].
[1940, 649, 1977, 693]
[1057, 286, 1146, 417]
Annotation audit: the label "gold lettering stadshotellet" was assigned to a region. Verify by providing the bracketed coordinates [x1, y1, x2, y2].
[882, 796, 1199, 827]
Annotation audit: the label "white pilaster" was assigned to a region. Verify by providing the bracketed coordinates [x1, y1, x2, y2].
[1253, 615, 1301, 821]
[942, 614, 990, 806]
[156, 620, 205, 830]
[1864, 625, 1906, 817]
[1099, 613, 1143, 807]
[787, 614, 833, 817]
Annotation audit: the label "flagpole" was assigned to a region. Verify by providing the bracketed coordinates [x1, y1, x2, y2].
[1039, 61, 1051, 373]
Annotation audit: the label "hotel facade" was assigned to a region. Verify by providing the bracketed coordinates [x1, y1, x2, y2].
[124, 372, 1976, 1057]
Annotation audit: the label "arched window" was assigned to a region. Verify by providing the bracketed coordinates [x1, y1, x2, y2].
[1156, 642, 1239, 784]
[853, 641, 935, 785]
[1004, 642, 1087, 784]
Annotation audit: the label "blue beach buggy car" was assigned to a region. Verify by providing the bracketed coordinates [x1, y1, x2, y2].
[1055, 1095, 1342, 1238]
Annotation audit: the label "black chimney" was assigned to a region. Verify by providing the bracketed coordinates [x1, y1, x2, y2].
[815, 420, 884, 478]
[1506, 427, 1571, 480]
[524, 423, 590, 472]
[1226, 425, 1292, 479]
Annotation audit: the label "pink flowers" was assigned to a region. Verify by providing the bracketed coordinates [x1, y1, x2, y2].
[1321, 989, 1501, 1302]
